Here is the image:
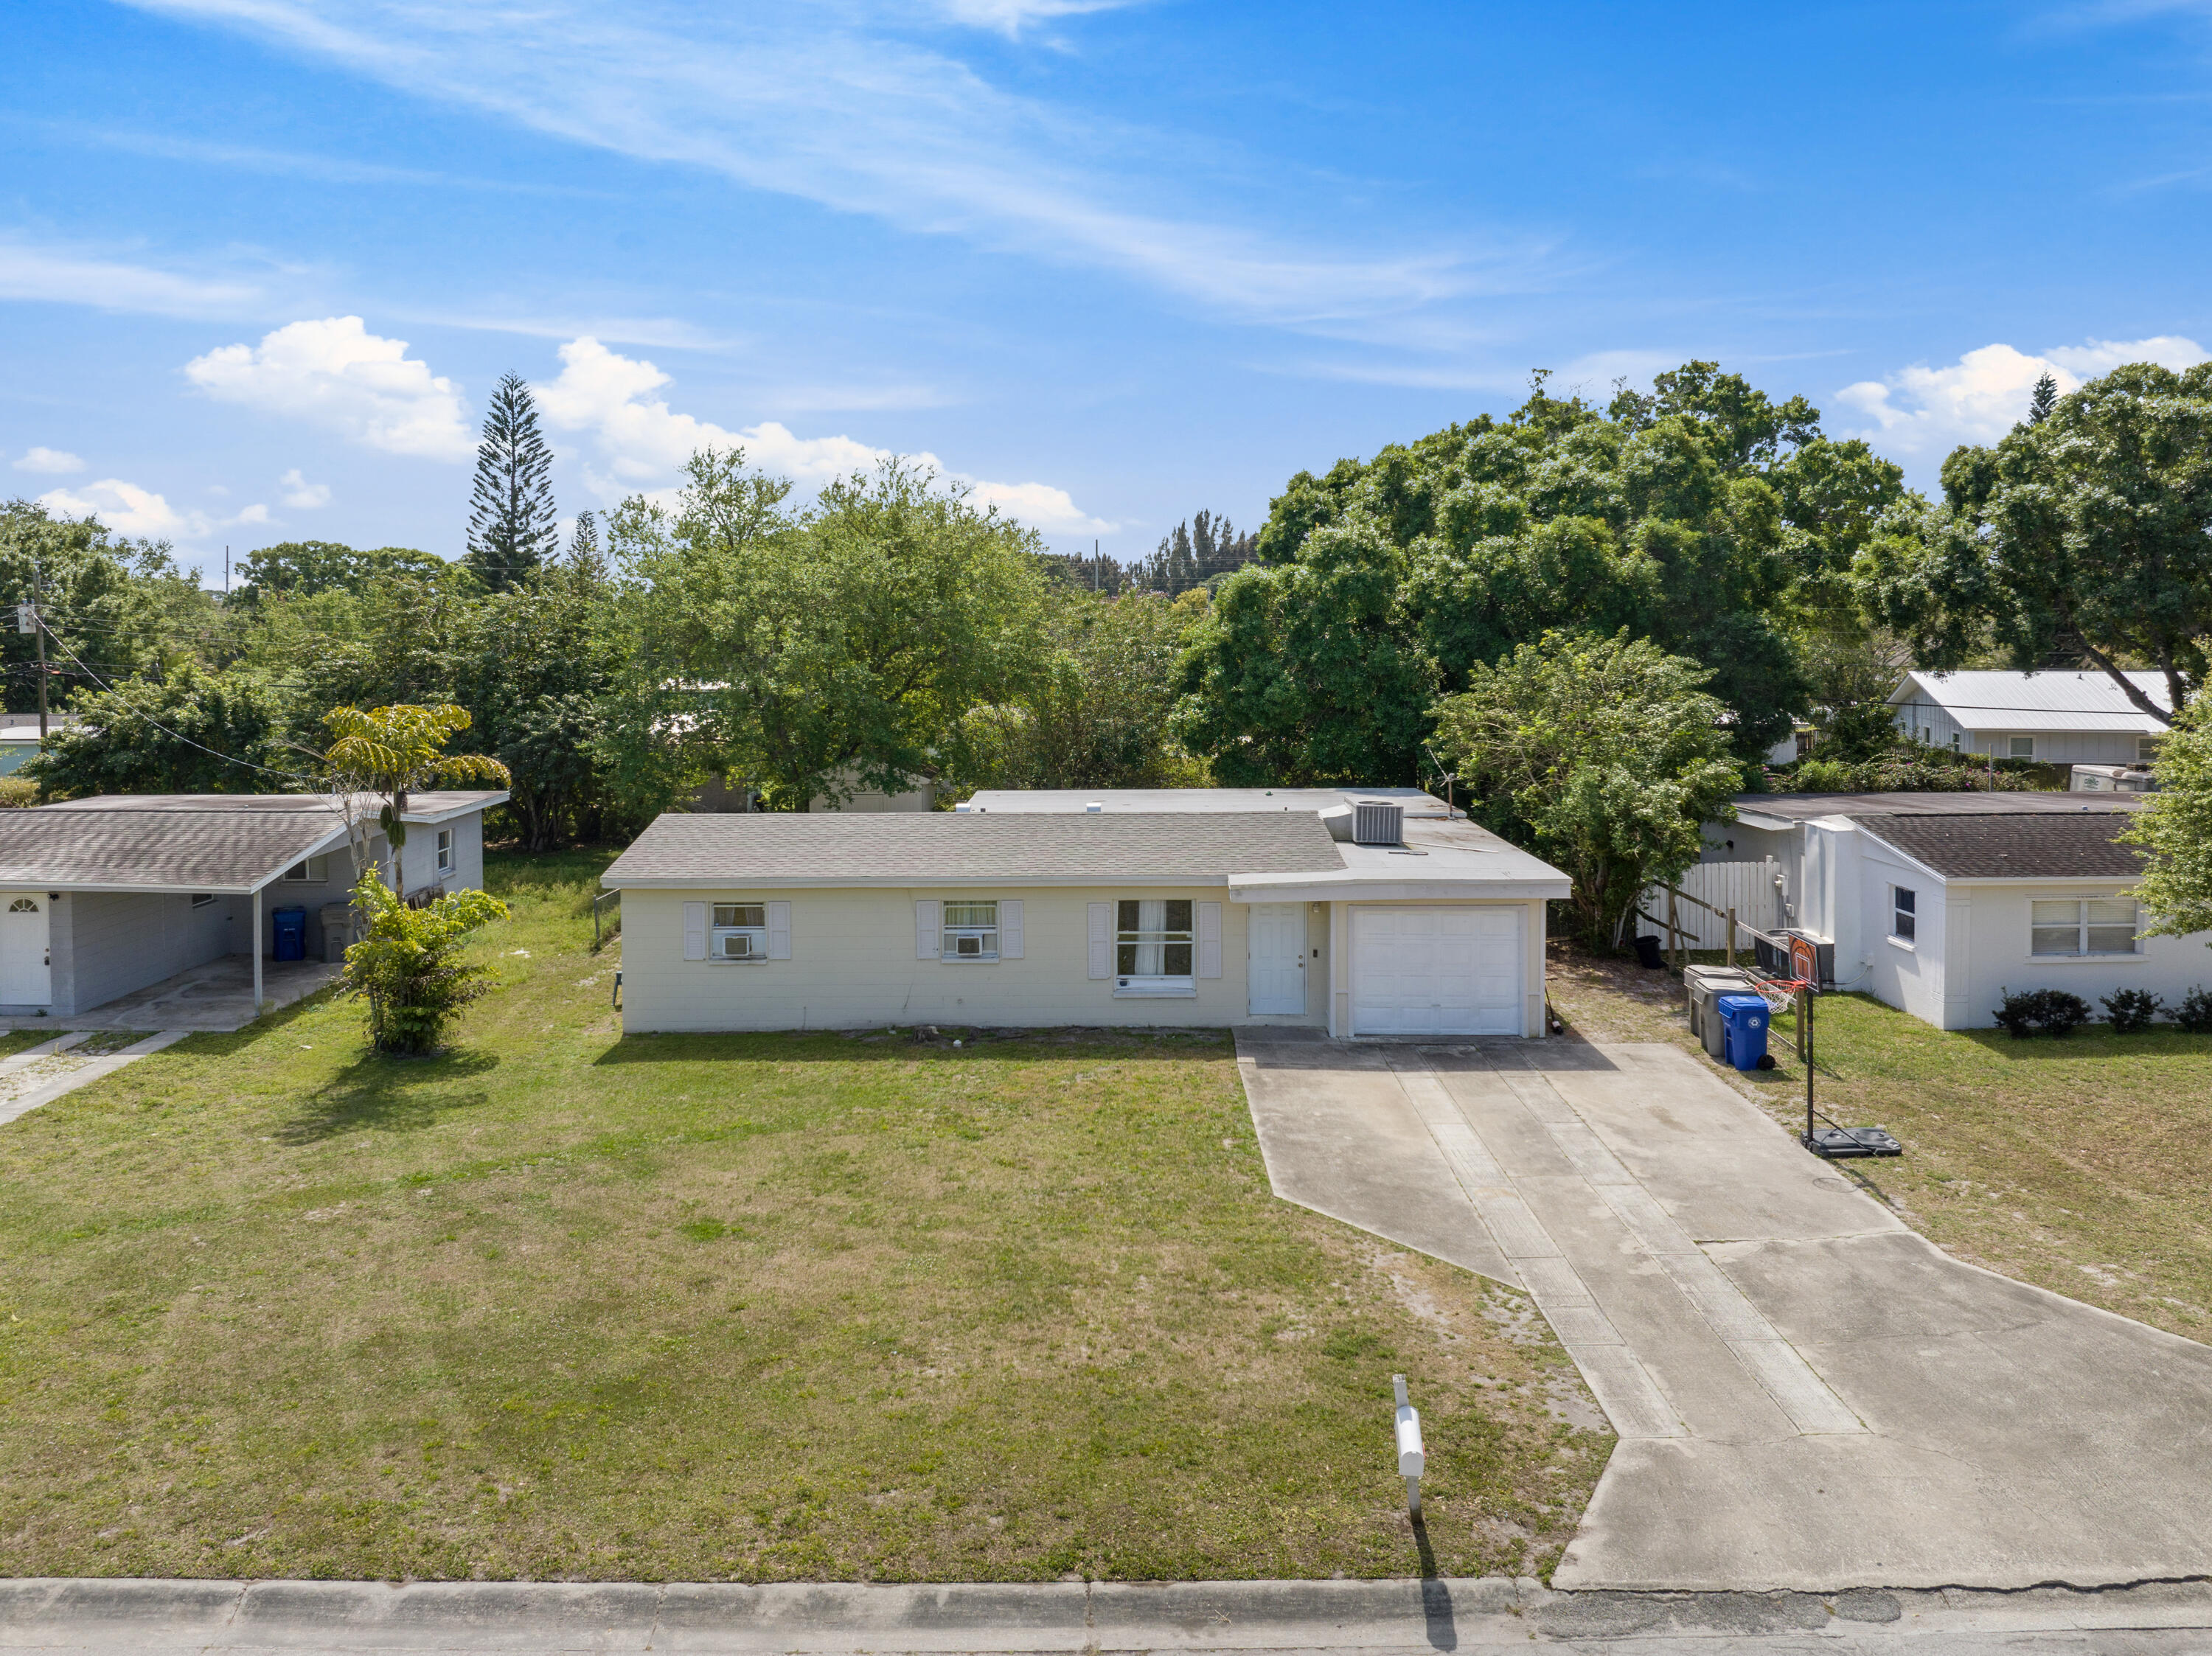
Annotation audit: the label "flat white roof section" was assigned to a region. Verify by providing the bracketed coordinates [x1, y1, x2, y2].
[1230, 810, 1571, 901]
[961, 786, 1454, 815]
[1890, 669, 2175, 734]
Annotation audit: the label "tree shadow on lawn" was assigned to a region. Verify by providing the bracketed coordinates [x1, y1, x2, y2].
[590, 1027, 1237, 1068]
[1953, 1026, 2212, 1062]
[278, 1048, 501, 1144]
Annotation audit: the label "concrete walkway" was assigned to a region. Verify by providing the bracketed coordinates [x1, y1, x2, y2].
[0, 1029, 190, 1128]
[1237, 1034, 2212, 1593]
[7, 1575, 2212, 1655]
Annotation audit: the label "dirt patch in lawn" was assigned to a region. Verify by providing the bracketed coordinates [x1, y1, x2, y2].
[0, 851, 1605, 1584]
[1547, 936, 2212, 1344]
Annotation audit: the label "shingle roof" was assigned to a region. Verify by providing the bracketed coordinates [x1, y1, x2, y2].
[0, 792, 506, 891]
[1734, 791, 2142, 822]
[602, 810, 1347, 887]
[1854, 813, 2148, 880]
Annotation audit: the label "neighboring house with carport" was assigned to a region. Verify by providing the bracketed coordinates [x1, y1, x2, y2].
[1691, 791, 2205, 1030]
[602, 787, 1571, 1038]
[0, 790, 507, 1022]
[1888, 669, 2174, 766]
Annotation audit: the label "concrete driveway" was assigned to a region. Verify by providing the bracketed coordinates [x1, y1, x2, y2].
[1237, 1032, 2212, 1593]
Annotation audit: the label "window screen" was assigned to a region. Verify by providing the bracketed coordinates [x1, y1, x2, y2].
[1116, 898, 1194, 978]
[712, 902, 768, 961]
[1892, 886, 1916, 942]
[942, 900, 998, 960]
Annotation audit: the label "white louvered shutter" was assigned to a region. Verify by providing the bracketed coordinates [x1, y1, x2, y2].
[916, 900, 942, 960]
[766, 901, 792, 961]
[683, 902, 708, 961]
[1087, 902, 1113, 979]
[1197, 902, 1222, 979]
[1000, 899, 1023, 959]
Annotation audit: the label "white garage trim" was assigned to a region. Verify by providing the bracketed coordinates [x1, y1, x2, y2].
[1351, 905, 1525, 1037]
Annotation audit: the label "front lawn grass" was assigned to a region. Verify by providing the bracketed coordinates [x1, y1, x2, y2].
[1548, 939, 2212, 1343]
[0, 850, 1606, 1583]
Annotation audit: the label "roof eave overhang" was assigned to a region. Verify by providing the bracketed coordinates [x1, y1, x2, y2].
[1228, 877, 1572, 902]
[602, 873, 1244, 890]
[401, 792, 509, 824]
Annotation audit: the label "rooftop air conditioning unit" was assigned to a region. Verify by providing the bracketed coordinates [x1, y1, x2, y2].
[1353, 799, 1404, 846]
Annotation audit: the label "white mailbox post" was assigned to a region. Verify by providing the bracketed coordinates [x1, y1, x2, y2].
[1393, 1373, 1425, 1517]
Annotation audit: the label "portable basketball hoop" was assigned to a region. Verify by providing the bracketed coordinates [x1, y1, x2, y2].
[1789, 947, 1902, 1161]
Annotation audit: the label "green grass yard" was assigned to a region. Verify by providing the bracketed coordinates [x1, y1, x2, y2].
[0, 851, 1607, 1583]
[1548, 941, 2212, 1344]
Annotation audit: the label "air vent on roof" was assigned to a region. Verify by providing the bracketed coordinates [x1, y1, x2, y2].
[1084, 801, 1104, 813]
[1353, 800, 1403, 845]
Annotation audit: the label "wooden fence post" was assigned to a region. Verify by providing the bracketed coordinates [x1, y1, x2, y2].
[1725, 906, 1736, 970]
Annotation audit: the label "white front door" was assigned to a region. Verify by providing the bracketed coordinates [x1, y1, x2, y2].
[1248, 902, 1307, 1015]
[0, 892, 52, 1006]
[1352, 905, 1523, 1036]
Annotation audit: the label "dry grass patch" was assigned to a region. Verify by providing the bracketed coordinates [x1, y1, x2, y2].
[0, 852, 1604, 1583]
[1547, 937, 2212, 1343]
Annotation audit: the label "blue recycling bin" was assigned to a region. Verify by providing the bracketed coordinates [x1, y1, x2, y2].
[271, 905, 307, 963]
[1717, 993, 1770, 1071]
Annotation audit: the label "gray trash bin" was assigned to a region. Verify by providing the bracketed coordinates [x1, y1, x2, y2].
[320, 902, 357, 964]
[1684, 966, 1756, 1059]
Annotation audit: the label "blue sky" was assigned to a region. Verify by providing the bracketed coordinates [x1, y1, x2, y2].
[3, 0, 2210, 581]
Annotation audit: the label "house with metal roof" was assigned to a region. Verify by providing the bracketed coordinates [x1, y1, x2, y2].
[601, 788, 1572, 1037]
[1888, 669, 2175, 765]
[1694, 791, 2205, 1030]
[0, 790, 507, 1022]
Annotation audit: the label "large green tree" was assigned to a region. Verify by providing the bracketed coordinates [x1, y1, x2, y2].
[950, 588, 1210, 792]
[1856, 361, 2212, 725]
[0, 499, 171, 714]
[1176, 364, 1905, 784]
[465, 374, 558, 592]
[233, 540, 447, 605]
[1430, 630, 1742, 950]
[22, 663, 295, 796]
[611, 449, 1049, 810]
[2123, 702, 2212, 944]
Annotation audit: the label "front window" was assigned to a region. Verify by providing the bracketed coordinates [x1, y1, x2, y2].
[2031, 898, 2139, 957]
[712, 902, 768, 961]
[1891, 886, 1916, 943]
[2009, 736, 2035, 759]
[436, 829, 454, 876]
[282, 856, 330, 883]
[191, 894, 215, 910]
[2139, 737, 2163, 762]
[1117, 898, 1193, 982]
[942, 900, 998, 961]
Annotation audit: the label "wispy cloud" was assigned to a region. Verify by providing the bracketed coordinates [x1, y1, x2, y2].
[54, 123, 604, 196]
[538, 335, 1115, 532]
[933, 0, 1145, 37]
[36, 477, 271, 540]
[0, 234, 263, 317]
[11, 447, 86, 475]
[122, 1, 1537, 329]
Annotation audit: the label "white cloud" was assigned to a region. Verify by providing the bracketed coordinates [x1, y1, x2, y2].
[38, 479, 203, 539]
[936, 0, 1141, 34]
[11, 447, 86, 475]
[537, 336, 1115, 533]
[184, 316, 475, 461]
[235, 501, 274, 524]
[279, 467, 331, 508]
[122, 1, 1524, 329]
[0, 234, 263, 318]
[1835, 335, 2211, 459]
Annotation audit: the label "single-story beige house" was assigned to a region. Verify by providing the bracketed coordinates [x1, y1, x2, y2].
[602, 787, 1572, 1037]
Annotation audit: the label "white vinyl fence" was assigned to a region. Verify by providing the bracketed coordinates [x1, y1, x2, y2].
[1637, 858, 1784, 949]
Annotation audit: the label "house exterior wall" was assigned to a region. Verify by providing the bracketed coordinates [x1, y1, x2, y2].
[619, 884, 1262, 1032]
[617, 886, 1543, 1035]
[48, 890, 244, 1017]
[1890, 699, 2155, 765]
[1942, 880, 2212, 1031]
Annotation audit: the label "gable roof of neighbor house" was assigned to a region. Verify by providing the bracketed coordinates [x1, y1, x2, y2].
[0, 791, 508, 894]
[1851, 812, 2148, 881]
[961, 786, 1453, 815]
[1732, 790, 2143, 827]
[1888, 669, 2174, 734]
[604, 810, 1347, 888]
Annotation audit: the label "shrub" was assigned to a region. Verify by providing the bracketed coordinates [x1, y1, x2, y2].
[1992, 987, 2093, 1038]
[338, 872, 509, 1055]
[2174, 987, 2212, 1035]
[2102, 988, 2164, 1034]
[1792, 758, 1857, 792]
[0, 776, 35, 808]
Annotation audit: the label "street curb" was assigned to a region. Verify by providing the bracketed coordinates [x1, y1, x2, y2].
[4, 1576, 2212, 1652]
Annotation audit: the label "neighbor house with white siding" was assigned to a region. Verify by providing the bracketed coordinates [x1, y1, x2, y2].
[1888, 670, 2174, 765]
[0, 791, 506, 1020]
[601, 788, 1572, 1038]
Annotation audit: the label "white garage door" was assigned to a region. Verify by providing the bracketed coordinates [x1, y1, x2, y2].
[1352, 906, 1524, 1037]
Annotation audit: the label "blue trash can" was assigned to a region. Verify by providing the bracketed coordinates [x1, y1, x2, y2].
[1716, 993, 1770, 1071]
[271, 905, 307, 963]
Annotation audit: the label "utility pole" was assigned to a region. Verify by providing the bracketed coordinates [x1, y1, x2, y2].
[32, 556, 46, 741]
[1093, 537, 1100, 593]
